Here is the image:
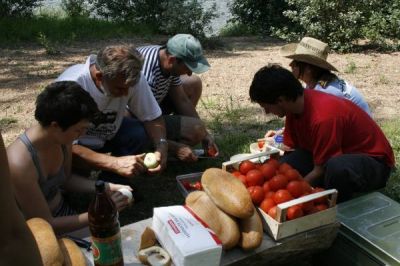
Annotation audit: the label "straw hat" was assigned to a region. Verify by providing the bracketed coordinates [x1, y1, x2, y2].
[280, 37, 338, 72]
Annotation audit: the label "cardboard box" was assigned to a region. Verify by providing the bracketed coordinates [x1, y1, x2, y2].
[152, 206, 222, 266]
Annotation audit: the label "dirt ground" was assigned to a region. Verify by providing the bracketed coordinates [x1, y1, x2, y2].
[1, 37, 400, 146]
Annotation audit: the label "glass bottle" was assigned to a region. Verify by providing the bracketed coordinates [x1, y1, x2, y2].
[88, 181, 124, 266]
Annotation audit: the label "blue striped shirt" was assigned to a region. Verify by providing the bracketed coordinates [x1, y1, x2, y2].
[137, 45, 182, 103]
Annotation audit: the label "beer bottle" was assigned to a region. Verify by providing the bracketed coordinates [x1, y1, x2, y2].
[88, 180, 124, 266]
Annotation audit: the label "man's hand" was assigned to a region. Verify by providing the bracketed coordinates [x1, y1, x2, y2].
[106, 183, 133, 211]
[202, 134, 219, 157]
[111, 154, 146, 178]
[176, 144, 198, 162]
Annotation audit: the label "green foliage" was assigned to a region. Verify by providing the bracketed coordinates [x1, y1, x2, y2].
[0, 15, 156, 46]
[230, 0, 400, 51]
[380, 119, 400, 201]
[87, 0, 217, 38]
[158, 0, 217, 39]
[61, 0, 90, 17]
[0, 0, 42, 17]
[229, 0, 296, 36]
[219, 22, 254, 37]
[37, 32, 60, 55]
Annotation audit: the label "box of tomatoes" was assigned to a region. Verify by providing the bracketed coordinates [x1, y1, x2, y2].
[222, 150, 338, 241]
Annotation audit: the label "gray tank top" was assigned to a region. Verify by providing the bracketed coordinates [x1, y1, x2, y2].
[19, 132, 67, 202]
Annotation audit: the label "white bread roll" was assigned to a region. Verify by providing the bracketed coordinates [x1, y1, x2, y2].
[58, 238, 87, 266]
[27, 218, 64, 266]
[185, 191, 240, 250]
[238, 206, 263, 251]
[201, 168, 254, 219]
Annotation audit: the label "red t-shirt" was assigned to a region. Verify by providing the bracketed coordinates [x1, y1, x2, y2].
[283, 90, 395, 167]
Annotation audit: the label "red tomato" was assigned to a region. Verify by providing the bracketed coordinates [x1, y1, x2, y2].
[263, 181, 271, 193]
[231, 171, 241, 177]
[285, 168, 301, 181]
[237, 174, 248, 187]
[300, 180, 313, 194]
[248, 186, 265, 205]
[258, 140, 265, 149]
[269, 174, 289, 191]
[315, 204, 328, 211]
[278, 162, 292, 174]
[286, 180, 304, 198]
[268, 206, 278, 220]
[246, 169, 264, 187]
[259, 163, 277, 181]
[268, 158, 280, 169]
[207, 146, 217, 157]
[286, 205, 304, 220]
[273, 189, 294, 204]
[300, 193, 314, 213]
[260, 198, 276, 213]
[264, 191, 275, 199]
[312, 187, 328, 204]
[239, 160, 256, 174]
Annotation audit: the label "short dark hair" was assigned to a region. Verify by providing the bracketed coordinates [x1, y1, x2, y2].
[35, 81, 99, 131]
[249, 64, 304, 104]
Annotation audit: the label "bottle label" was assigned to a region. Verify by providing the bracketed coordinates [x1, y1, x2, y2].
[92, 232, 123, 265]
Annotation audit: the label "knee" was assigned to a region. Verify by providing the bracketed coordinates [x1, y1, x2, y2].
[182, 75, 202, 102]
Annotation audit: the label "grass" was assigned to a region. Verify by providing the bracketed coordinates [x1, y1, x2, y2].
[0, 15, 157, 47]
[344, 60, 357, 74]
[0, 118, 18, 131]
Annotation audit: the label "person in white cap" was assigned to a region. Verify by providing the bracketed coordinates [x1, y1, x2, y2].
[280, 36, 371, 116]
[134, 34, 219, 162]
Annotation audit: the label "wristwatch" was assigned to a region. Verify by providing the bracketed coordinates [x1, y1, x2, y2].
[156, 138, 168, 146]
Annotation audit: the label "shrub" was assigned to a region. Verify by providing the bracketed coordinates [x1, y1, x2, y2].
[88, 0, 216, 38]
[0, 0, 43, 17]
[229, 0, 295, 36]
[61, 0, 90, 17]
[158, 0, 217, 39]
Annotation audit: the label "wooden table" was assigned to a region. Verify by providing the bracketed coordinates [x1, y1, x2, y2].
[82, 218, 340, 266]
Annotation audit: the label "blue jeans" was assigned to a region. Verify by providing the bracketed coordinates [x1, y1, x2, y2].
[97, 117, 149, 156]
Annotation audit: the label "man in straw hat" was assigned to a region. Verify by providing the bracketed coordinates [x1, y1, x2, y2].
[250, 64, 394, 202]
[280, 36, 371, 116]
[133, 34, 219, 162]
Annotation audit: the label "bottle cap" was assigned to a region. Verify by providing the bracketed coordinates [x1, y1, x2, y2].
[274, 135, 284, 143]
[95, 180, 105, 191]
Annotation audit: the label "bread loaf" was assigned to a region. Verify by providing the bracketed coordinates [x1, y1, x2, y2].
[201, 168, 254, 219]
[185, 191, 240, 250]
[238, 206, 263, 251]
[58, 238, 87, 266]
[27, 218, 64, 266]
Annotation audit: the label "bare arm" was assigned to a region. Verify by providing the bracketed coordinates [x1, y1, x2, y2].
[72, 144, 146, 178]
[143, 116, 168, 172]
[169, 85, 219, 156]
[1, 134, 42, 266]
[304, 165, 325, 186]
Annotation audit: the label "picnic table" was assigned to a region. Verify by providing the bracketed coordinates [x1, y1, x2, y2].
[82, 218, 340, 266]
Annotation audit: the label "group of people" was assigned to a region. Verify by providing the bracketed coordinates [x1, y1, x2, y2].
[0, 34, 395, 261]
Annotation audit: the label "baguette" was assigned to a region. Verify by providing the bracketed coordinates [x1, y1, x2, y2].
[27, 218, 64, 266]
[58, 238, 86, 266]
[201, 168, 254, 219]
[185, 191, 240, 250]
[238, 206, 263, 251]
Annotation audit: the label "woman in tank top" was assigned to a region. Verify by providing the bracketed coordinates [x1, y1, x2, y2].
[7, 81, 132, 235]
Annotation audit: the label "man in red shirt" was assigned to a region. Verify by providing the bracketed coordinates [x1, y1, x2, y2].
[249, 64, 394, 202]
